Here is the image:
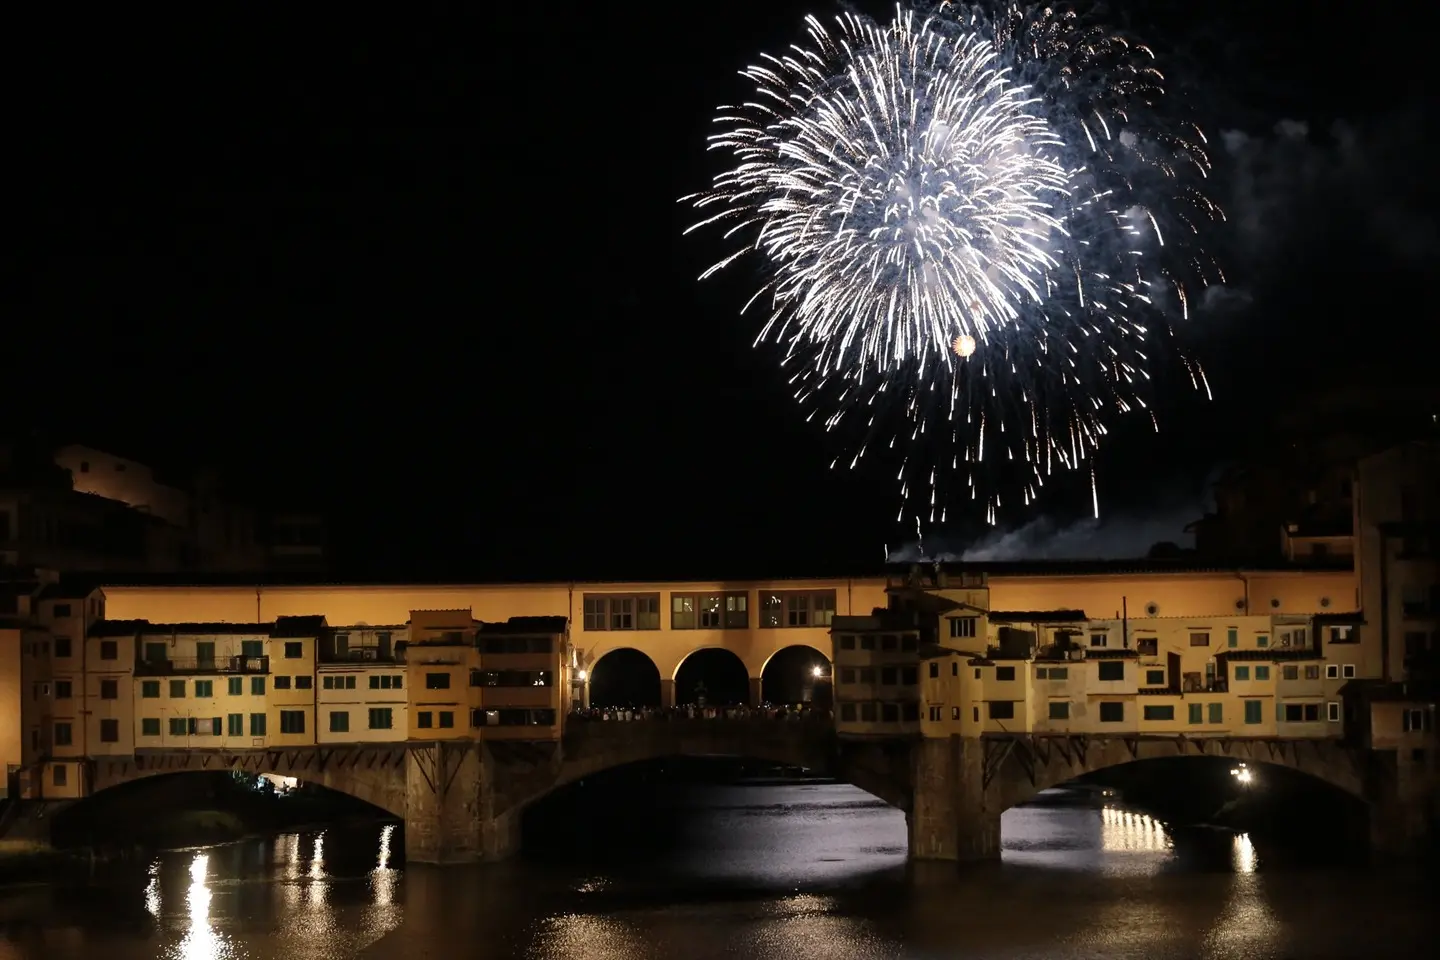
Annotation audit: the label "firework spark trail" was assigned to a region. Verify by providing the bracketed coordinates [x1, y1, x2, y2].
[684, 3, 1220, 528]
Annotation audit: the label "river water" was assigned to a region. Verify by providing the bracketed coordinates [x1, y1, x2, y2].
[0, 783, 1434, 959]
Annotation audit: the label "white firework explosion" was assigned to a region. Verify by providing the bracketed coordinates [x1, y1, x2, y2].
[684, 2, 1222, 530]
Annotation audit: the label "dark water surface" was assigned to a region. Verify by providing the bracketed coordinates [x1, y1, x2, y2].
[0, 783, 1435, 959]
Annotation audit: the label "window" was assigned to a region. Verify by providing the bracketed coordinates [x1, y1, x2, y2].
[1048, 701, 1070, 720]
[1243, 700, 1262, 724]
[670, 592, 748, 629]
[228, 677, 243, 695]
[1097, 661, 1124, 682]
[228, 714, 243, 736]
[1304, 664, 1320, 680]
[141, 680, 160, 699]
[994, 666, 1015, 681]
[1342, 664, 1356, 679]
[881, 667, 897, 686]
[1254, 666, 1270, 681]
[279, 711, 305, 734]
[838, 635, 855, 650]
[426, 672, 451, 690]
[758, 590, 837, 628]
[1188, 703, 1203, 724]
[1256, 634, 1269, 648]
[1143, 704, 1175, 721]
[329, 711, 349, 733]
[323, 675, 359, 690]
[987, 701, 1015, 720]
[950, 706, 960, 720]
[168, 679, 185, 698]
[1227, 628, 1238, 648]
[1208, 702, 1223, 723]
[55, 637, 72, 658]
[53, 603, 72, 618]
[1089, 633, 1108, 647]
[242, 640, 264, 658]
[901, 666, 917, 685]
[169, 718, 187, 736]
[928, 662, 939, 679]
[250, 713, 267, 736]
[195, 680, 213, 698]
[951, 662, 959, 677]
[1145, 669, 1166, 686]
[1099, 702, 1124, 723]
[1046, 667, 1069, 680]
[1402, 709, 1433, 733]
[1327, 701, 1340, 722]
[100, 679, 118, 700]
[582, 593, 661, 630]
[274, 676, 291, 690]
[1190, 632, 1210, 647]
[1234, 666, 1250, 681]
[881, 703, 900, 722]
[251, 677, 266, 695]
[53, 765, 67, 787]
[418, 712, 433, 729]
[1282, 665, 1299, 680]
[439, 711, 455, 728]
[142, 718, 161, 737]
[284, 642, 303, 659]
[368, 708, 393, 729]
[1329, 626, 1354, 643]
[840, 703, 857, 722]
[950, 617, 977, 638]
[370, 674, 402, 690]
[1325, 664, 1339, 679]
[54, 722, 72, 746]
[100, 641, 117, 660]
[927, 706, 941, 722]
[55, 680, 72, 699]
[296, 676, 312, 690]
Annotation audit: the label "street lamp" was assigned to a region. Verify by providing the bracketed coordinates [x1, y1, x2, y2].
[576, 669, 587, 681]
[812, 665, 824, 678]
[1230, 763, 1254, 785]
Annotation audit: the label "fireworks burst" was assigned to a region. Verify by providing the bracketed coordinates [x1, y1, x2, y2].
[683, 2, 1221, 528]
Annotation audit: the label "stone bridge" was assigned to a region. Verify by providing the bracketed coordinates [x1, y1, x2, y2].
[76, 727, 1426, 864]
[909, 733, 1398, 862]
[79, 719, 912, 862]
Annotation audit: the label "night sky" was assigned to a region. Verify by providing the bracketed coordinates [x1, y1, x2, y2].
[15, 1, 1439, 579]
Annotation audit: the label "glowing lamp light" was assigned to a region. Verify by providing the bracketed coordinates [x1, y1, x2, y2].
[1230, 763, 1254, 785]
[576, 670, 587, 682]
[812, 666, 825, 678]
[952, 333, 977, 359]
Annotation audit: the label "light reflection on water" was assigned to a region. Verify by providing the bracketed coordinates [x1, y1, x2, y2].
[0, 787, 1435, 959]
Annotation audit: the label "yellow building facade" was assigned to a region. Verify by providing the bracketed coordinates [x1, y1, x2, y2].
[99, 577, 889, 707]
[831, 566, 1372, 743]
[315, 624, 408, 744]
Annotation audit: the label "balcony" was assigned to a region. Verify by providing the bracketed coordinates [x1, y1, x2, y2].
[134, 655, 269, 676]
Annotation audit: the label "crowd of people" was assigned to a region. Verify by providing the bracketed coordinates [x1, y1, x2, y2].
[568, 702, 829, 723]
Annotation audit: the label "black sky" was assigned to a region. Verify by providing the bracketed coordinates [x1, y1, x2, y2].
[14, 1, 1440, 578]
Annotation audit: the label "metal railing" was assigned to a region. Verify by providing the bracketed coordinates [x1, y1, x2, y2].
[133, 656, 270, 676]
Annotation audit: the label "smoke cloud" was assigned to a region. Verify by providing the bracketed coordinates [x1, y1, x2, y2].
[889, 503, 1205, 563]
[1218, 114, 1438, 289]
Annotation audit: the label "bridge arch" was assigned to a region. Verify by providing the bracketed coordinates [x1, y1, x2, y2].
[759, 644, 831, 705]
[83, 747, 410, 817]
[673, 647, 749, 705]
[981, 735, 1369, 813]
[587, 647, 662, 708]
[505, 720, 910, 814]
